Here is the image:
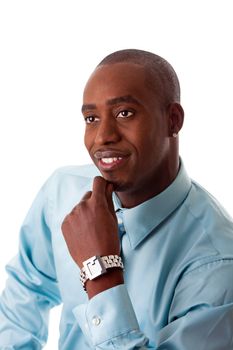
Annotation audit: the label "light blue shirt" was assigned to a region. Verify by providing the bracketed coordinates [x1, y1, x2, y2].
[1, 162, 233, 349]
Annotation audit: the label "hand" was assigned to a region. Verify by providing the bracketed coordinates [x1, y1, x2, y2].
[61, 176, 123, 297]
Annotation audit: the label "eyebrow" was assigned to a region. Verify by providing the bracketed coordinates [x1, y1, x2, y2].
[106, 95, 141, 106]
[81, 103, 96, 113]
[81, 95, 141, 113]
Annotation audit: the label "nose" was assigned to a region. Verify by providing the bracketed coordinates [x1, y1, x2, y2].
[94, 118, 121, 145]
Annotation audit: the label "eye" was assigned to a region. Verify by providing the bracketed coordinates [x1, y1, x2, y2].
[117, 110, 134, 118]
[84, 116, 99, 124]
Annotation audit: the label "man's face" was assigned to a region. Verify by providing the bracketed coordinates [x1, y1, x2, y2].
[82, 63, 170, 202]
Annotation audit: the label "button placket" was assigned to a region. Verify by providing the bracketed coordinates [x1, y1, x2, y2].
[117, 210, 126, 237]
[116, 209, 126, 258]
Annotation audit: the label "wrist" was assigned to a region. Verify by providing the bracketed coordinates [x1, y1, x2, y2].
[86, 268, 124, 299]
[80, 254, 124, 291]
[80, 254, 124, 299]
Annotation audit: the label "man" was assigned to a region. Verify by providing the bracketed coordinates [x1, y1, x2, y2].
[0, 49, 233, 349]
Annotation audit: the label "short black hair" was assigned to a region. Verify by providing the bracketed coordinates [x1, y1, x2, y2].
[98, 49, 180, 105]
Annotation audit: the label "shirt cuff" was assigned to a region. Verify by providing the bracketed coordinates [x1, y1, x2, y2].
[73, 284, 139, 347]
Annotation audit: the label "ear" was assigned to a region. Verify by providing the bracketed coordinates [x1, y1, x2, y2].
[167, 103, 184, 137]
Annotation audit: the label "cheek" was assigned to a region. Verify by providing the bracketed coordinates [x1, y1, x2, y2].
[84, 130, 93, 152]
[84, 134, 88, 149]
[135, 127, 158, 153]
[137, 131, 165, 165]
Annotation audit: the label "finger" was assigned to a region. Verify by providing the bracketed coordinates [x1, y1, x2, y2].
[92, 176, 108, 202]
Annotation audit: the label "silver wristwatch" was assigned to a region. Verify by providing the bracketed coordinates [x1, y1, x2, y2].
[80, 255, 124, 291]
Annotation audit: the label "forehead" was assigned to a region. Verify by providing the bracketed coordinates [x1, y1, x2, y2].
[83, 63, 153, 105]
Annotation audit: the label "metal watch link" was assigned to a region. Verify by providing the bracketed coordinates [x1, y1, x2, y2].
[80, 255, 124, 291]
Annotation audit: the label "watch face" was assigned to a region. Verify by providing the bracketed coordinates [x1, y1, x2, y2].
[83, 256, 107, 280]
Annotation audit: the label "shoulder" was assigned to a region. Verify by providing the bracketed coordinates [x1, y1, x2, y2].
[48, 163, 100, 184]
[183, 178, 233, 258]
[53, 163, 100, 178]
[185, 179, 233, 229]
[37, 164, 100, 219]
[42, 164, 100, 199]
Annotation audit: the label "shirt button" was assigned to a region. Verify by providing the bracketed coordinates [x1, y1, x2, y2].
[92, 316, 101, 326]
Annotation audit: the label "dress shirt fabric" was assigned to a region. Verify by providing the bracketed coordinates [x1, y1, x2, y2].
[0, 161, 233, 349]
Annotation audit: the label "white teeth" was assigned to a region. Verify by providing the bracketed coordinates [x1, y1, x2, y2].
[101, 157, 122, 164]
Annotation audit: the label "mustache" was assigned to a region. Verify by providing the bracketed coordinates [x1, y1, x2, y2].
[94, 149, 130, 159]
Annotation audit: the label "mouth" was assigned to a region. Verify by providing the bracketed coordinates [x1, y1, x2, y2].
[94, 150, 130, 171]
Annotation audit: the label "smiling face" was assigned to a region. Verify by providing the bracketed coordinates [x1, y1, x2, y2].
[83, 62, 180, 207]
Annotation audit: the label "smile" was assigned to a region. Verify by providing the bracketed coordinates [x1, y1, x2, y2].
[98, 156, 126, 171]
[101, 157, 123, 164]
[93, 149, 130, 171]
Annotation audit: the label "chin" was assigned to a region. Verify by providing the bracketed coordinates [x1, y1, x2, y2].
[103, 176, 133, 193]
[98, 168, 134, 191]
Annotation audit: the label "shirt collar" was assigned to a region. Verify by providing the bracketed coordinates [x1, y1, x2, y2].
[113, 160, 192, 249]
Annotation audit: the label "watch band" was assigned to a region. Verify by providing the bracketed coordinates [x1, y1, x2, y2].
[80, 255, 124, 291]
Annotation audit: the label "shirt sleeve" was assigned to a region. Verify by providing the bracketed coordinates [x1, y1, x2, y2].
[0, 175, 61, 348]
[73, 259, 233, 349]
[73, 284, 151, 349]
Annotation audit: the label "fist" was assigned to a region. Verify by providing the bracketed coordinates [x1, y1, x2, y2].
[61, 176, 120, 269]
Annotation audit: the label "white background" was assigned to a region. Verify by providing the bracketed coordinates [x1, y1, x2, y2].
[0, 0, 232, 348]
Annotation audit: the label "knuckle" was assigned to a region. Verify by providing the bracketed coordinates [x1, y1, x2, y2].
[94, 176, 103, 181]
[94, 176, 105, 186]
